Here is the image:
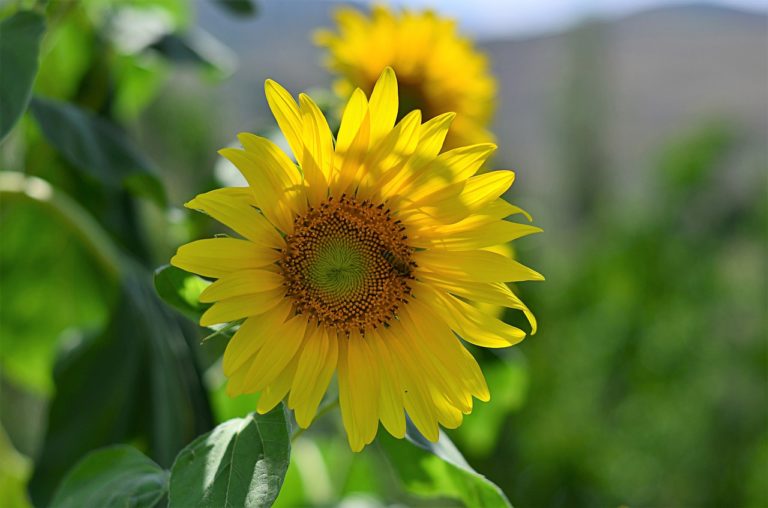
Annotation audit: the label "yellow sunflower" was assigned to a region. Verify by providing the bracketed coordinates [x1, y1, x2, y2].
[171, 68, 542, 451]
[315, 6, 497, 149]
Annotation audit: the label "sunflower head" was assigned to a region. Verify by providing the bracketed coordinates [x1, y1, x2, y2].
[171, 68, 542, 451]
[315, 6, 497, 149]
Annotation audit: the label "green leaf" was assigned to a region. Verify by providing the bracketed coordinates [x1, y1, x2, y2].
[0, 174, 118, 394]
[28, 97, 166, 206]
[50, 446, 168, 508]
[149, 30, 236, 77]
[28, 272, 213, 507]
[169, 407, 291, 508]
[380, 420, 512, 508]
[154, 264, 210, 321]
[213, 0, 258, 17]
[0, 11, 45, 141]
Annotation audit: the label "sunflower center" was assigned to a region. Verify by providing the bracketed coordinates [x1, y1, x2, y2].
[280, 195, 415, 334]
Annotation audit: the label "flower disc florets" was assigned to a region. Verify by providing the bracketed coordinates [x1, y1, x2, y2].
[280, 194, 414, 335]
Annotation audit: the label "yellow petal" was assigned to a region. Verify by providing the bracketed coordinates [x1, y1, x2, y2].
[299, 94, 334, 180]
[264, 79, 304, 164]
[458, 170, 516, 211]
[217, 147, 298, 232]
[171, 238, 280, 279]
[366, 333, 406, 438]
[199, 288, 285, 327]
[398, 308, 472, 412]
[411, 220, 542, 250]
[404, 298, 489, 401]
[338, 332, 380, 451]
[334, 89, 371, 196]
[382, 324, 440, 442]
[368, 67, 398, 144]
[185, 188, 284, 248]
[362, 110, 422, 199]
[257, 353, 299, 414]
[415, 249, 544, 283]
[222, 301, 293, 377]
[289, 326, 338, 428]
[198, 269, 284, 303]
[239, 315, 308, 393]
[405, 143, 497, 202]
[420, 284, 527, 348]
[237, 133, 302, 187]
[421, 276, 537, 334]
[414, 112, 455, 162]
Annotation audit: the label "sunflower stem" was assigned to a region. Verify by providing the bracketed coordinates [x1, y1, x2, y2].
[291, 397, 339, 442]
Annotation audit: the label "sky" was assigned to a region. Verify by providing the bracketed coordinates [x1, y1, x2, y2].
[346, 0, 768, 38]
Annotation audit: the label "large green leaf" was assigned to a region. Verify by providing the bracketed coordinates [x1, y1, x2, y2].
[49, 446, 168, 508]
[380, 420, 512, 508]
[169, 407, 291, 508]
[28, 271, 213, 507]
[153, 264, 210, 321]
[0, 186, 115, 394]
[0, 11, 45, 141]
[28, 97, 166, 206]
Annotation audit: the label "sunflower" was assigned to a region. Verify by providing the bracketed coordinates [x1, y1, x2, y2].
[171, 68, 542, 451]
[315, 6, 497, 149]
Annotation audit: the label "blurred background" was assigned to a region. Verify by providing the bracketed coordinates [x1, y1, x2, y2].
[1, 0, 766, 506]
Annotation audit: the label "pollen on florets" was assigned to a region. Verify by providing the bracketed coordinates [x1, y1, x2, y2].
[279, 195, 415, 335]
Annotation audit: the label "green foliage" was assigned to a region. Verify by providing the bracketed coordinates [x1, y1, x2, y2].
[0, 195, 115, 394]
[0, 11, 44, 140]
[28, 273, 214, 507]
[0, 425, 31, 508]
[154, 264, 210, 321]
[50, 446, 168, 508]
[169, 408, 291, 508]
[380, 423, 512, 507]
[29, 97, 166, 206]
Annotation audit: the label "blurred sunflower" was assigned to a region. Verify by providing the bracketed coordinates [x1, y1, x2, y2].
[315, 6, 497, 149]
[171, 68, 541, 451]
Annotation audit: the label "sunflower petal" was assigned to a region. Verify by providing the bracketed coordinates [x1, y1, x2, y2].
[185, 188, 284, 248]
[171, 238, 279, 279]
[415, 249, 544, 283]
[198, 269, 284, 303]
[368, 67, 398, 144]
[289, 327, 339, 428]
[199, 288, 284, 327]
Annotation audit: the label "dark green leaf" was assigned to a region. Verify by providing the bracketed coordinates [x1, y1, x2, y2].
[212, 0, 258, 17]
[28, 97, 166, 206]
[50, 446, 168, 508]
[29, 271, 213, 507]
[169, 407, 291, 508]
[154, 264, 210, 321]
[0, 11, 45, 141]
[380, 420, 512, 507]
[149, 31, 236, 76]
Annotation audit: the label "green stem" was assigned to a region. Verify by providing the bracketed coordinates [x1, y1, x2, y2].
[291, 397, 340, 442]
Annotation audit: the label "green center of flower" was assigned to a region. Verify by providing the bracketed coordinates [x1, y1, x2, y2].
[280, 195, 415, 335]
[308, 237, 367, 300]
